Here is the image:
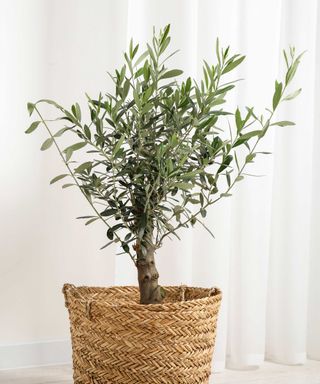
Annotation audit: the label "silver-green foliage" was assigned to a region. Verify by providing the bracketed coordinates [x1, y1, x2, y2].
[26, 25, 302, 264]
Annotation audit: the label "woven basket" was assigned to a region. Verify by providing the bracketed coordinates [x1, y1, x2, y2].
[63, 284, 222, 384]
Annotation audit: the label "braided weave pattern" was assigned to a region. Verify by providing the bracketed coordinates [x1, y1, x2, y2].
[63, 284, 222, 384]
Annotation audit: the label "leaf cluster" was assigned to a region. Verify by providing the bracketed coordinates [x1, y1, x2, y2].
[26, 26, 303, 262]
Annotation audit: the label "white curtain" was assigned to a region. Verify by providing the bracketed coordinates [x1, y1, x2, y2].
[1, 0, 319, 372]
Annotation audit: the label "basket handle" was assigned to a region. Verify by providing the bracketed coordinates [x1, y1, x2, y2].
[62, 283, 76, 308]
[209, 287, 218, 296]
[180, 285, 187, 301]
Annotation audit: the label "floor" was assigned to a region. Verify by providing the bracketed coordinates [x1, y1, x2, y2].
[0, 360, 319, 384]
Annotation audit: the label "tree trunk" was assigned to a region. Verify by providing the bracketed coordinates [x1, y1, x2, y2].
[136, 241, 163, 304]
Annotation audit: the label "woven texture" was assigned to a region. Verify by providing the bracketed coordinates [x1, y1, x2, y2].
[63, 284, 222, 384]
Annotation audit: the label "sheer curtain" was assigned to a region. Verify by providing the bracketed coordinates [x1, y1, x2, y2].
[0, 0, 319, 372]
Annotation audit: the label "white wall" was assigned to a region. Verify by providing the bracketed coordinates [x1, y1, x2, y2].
[0, 0, 129, 361]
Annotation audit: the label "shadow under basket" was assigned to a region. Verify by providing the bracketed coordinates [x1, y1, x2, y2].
[62, 284, 222, 384]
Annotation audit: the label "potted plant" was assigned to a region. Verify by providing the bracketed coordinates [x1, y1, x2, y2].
[26, 25, 302, 384]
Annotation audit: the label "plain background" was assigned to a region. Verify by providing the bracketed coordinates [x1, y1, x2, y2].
[0, 0, 319, 371]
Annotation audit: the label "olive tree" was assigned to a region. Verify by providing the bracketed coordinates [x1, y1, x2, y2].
[26, 25, 302, 304]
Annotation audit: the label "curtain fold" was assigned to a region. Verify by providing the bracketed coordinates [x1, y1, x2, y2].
[307, 0, 320, 362]
[1, 0, 319, 371]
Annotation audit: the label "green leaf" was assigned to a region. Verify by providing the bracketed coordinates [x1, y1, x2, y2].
[143, 86, 153, 102]
[216, 38, 221, 65]
[220, 192, 232, 197]
[235, 175, 244, 182]
[122, 243, 129, 253]
[234, 130, 262, 147]
[134, 50, 149, 67]
[143, 61, 150, 82]
[180, 170, 201, 180]
[272, 81, 283, 110]
[234, 151, 240, 171]
[283, 88, 301, 101]
[131, 44, 139, 59]
[50, 174, 69, 184]
[283, 49, 289, 68]
[203, 61, 214, 85]
[200, 208, 207, 218]
[173, 205, 184, 214]
[271, 121, 295, 127]
[226, 172, 231, 187]
[215, 85, 235, 96]
[65, 148, 73, 162]
[124, 233, 132, 241]
[147, 44, 157, 66]
[172, 182, 194, 191]
[222, 56, 245, 74]
[129, 38, 134, 59]
[235, 108, 243, 132]
[74, 161, 92, 173]
[113, 134, 125, 156]
[185, 77, 192, 92]
[124, 52, 133, 74]
[107, 224, 123, 241]
[246, 153, 256, 163]
[83, 125, 91, 140]
[25, 121, 40, 134]
[160, 24, 170, 45]
[62, 183, 75, 188]
[63, 142, 87, 155]
[198, 115, 217, 129]
[122, 79, 130, 100]
[217, 154, 233, 173]
[101, 208, 117, 217]
[72, 103, 81, 121]
[160, 69, 183, 80]
[160, 37, 171, 55]
[37, 99, 64, 111]
[40, 138, 54, 151]
[54, 127, 71, 137]
[285, 57, 301, 86]
[27, 102, 35, 116]
[188, 198, 200, 204]
[85, 217, 99, 225]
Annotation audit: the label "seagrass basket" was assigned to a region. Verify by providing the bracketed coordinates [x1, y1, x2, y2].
[62, 284, 222, 384]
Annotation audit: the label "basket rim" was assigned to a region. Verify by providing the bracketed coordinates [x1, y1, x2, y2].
[62, 284, 222, 311]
